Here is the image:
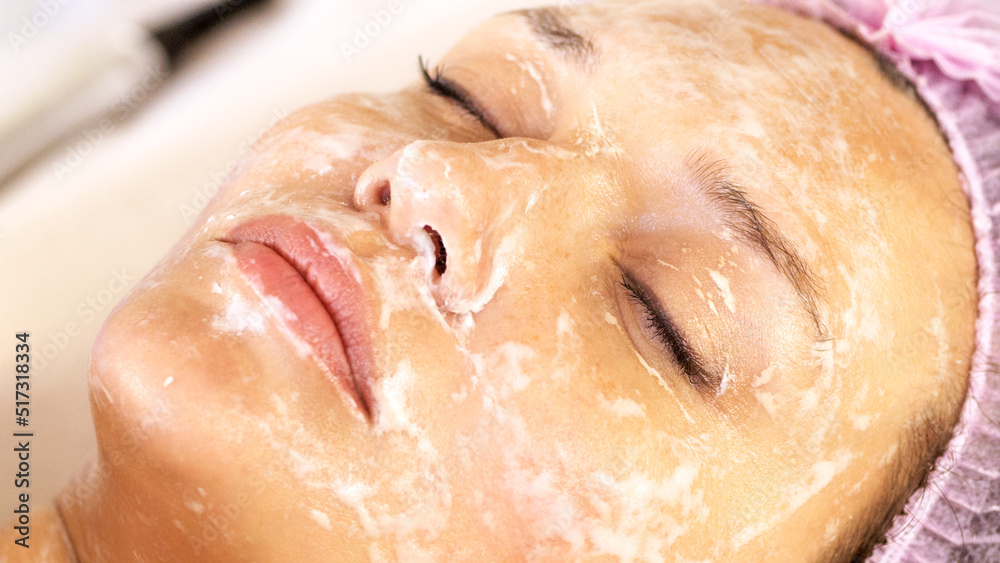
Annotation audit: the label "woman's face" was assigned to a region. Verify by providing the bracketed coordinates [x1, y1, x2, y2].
[67, 0, 976, 559]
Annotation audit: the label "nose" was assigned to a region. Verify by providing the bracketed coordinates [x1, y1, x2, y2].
[354, 139, 577, 314]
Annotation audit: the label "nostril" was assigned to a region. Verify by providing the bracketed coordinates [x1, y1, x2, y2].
[376, 181, 391, 206]
[423, 225, 447, 276]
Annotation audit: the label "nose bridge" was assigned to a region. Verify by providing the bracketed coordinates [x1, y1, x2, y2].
[354, 139, 577, 315]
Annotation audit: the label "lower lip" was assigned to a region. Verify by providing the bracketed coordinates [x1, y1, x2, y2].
[223, 219, 370, 418]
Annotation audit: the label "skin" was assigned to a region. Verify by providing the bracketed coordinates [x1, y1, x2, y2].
[8, 0, 977, 560]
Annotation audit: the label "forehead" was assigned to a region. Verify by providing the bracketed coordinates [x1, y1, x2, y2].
[554, 1, 950, 256]
[478, 0, 909, 181]
[568, 0, 883, 154]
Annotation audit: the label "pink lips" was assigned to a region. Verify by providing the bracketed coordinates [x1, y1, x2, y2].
[220, 215, 377, 419]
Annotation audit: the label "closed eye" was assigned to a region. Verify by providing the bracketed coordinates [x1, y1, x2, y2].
[618, 273, 714, 390]
[418, 56, 503, 139]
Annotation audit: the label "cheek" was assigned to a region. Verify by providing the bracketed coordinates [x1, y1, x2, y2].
[427, 292, 703, 550]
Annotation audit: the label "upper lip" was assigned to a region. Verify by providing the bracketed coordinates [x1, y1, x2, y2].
[218, 214, 378, 420]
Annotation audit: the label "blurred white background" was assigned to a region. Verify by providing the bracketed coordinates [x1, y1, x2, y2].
[0, 0, 552, 508]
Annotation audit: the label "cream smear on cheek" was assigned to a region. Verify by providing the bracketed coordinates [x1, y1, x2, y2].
[458, 325, 712, 561]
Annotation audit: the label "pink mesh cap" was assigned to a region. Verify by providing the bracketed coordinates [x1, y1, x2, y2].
[743, 0, 1000, 560]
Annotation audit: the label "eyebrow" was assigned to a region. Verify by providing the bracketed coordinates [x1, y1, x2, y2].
[513, 7, 596, 69]
[687, 154, 829, 340]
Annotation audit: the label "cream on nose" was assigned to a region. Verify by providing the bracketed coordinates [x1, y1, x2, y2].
[354, 138, 580, 315]
[353, 141, 492, 314]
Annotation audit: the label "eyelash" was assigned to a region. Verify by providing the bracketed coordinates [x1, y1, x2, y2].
[618, 274, 710, 388]
[418, 56, 502, 138]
